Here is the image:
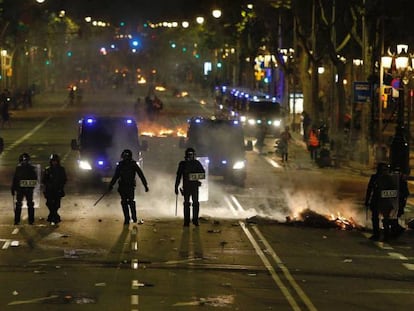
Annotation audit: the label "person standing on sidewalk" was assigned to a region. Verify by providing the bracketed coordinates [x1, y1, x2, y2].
[307, 126, 320, 161]
[278, 126, 292, 162]
[301, 111, 311, 142]
[11, 153, 38, 225]
[175, 148, 205, 227]
[42, 154, 67, 225]
[108, 149, 149, 225]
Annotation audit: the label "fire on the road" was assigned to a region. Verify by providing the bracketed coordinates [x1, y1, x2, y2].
[140, 123, 187, 137]
[286, 208, 361, 230]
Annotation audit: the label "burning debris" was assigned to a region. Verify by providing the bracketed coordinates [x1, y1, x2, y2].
[245, 209, 360, 230]
[140, 123, 186, 137]
[287, 208, 360, 230]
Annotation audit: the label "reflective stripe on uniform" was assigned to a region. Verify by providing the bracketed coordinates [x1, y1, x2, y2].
[19, 180, 37, 187]
[381, 190, 398, 198]
[188, 173, 205, 181]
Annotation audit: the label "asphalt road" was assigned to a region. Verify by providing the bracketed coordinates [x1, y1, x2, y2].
[0, 86, 413, 310]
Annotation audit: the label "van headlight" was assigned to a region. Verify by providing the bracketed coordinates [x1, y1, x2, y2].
[248, 119, 256, 126]
[79, 160, 92, 170]
[233, 160, 246, 170]
[273, 120, 281, 127]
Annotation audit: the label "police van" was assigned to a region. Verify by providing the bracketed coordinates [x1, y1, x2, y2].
[215, 86, 284, 136]
[180, 117, 252, 187]
[71, 116, 148, 184]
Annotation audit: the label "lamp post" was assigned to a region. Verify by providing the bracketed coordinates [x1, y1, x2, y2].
[383, 44, 413, 175]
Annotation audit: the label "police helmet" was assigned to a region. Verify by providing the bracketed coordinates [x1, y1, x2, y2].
[185, 148, 195, 160]
[49, 153, 60, 164]
[121, 149, 133, 161]
[19, 153, 30, 164]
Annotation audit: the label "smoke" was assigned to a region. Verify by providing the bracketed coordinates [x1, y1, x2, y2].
[282, 173, 366, 227]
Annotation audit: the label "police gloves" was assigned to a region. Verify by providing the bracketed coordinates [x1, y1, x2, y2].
[11, 189, 15, 196]
[175, 187, 179, 195]
[144, 185, 149, 192]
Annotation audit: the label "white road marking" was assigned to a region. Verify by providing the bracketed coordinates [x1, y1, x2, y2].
[239, 221, 301, 311]
[402, 263, 414, 270]
[2, 240, 11, 249]
[252, 226, 317, 311]
[388, 252, 408, 260]
[131, 259, 139, 269]
[226, 195, 316, 310]
[132, 280, 140, 290]
[362, 227, 414, 270]
[223, 195, 238, 216]
[0, 117, 51, 157]
[131, 294, 139, 305]
[230, 194, 244, 212]
[264, 156, 281, 168]
[8, 295, 59, 305]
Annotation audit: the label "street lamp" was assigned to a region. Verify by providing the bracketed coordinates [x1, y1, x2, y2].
[212, 9, 222, 19]
[382, 44, 413, 174]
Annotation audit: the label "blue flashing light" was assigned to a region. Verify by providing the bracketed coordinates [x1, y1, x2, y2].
[97, 160, 104, 166]
[221, 160, 228, 165]
[233, 120, 239, 125]
[195, 118, 202, 124]
[125, 119, 133, 125]
[86, 118, 96, 124]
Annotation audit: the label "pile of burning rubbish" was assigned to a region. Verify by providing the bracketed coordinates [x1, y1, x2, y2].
[246, 208, 362, 231]
[288, 208, 361, 230]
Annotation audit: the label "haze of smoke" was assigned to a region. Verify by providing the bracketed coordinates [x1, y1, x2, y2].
[283, 186, 366, 226]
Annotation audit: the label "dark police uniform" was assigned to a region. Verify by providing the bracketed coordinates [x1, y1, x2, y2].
[365, 163, 399, 241]
[175, 148, 205, 226]
[109, 149, 148, 225]
[11, 153, 38, 225]
[42, 154, 67, 225]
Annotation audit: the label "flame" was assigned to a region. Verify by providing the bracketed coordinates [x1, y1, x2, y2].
[140, 123, 187, 138]
[287, 208, 359, 230]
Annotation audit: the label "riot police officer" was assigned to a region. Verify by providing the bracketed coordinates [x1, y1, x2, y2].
[175, 148, 205, 227]
[42, 154, 67, 225]
[365, 162, 399, 241]
[109, 149, 149, 225]
[11, 153, 38, 225]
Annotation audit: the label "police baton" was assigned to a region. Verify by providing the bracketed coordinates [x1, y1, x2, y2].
[175, 193, 178, 216]
[94, 190, 110, 206]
